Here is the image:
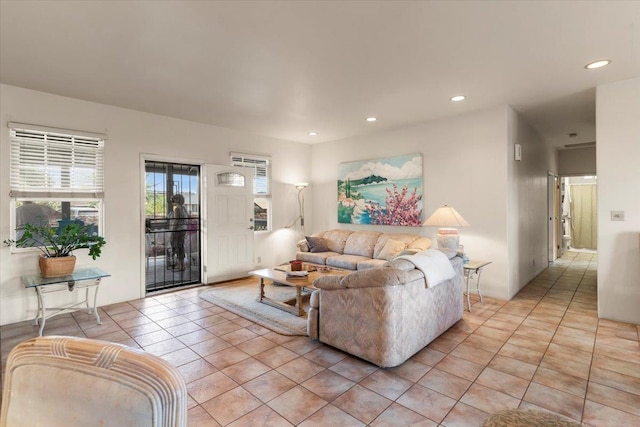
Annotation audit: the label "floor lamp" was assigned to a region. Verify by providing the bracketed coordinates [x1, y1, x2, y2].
[285, 183, 308, 230]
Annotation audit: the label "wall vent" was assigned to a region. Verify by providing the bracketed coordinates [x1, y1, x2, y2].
[562, 141, 596, 150]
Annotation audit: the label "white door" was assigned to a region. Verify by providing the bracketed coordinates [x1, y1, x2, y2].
[204, 164, 255, 283]
[547, 173, 559, 262]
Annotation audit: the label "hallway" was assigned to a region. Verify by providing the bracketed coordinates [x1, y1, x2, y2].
[1, 251, 639, 426]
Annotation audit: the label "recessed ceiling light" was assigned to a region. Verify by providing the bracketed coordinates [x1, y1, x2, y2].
[450, 95, 466, 102]
[585, 59, 611, 69]
[308, 131, 318, 136]
[366, 117, 377, 122]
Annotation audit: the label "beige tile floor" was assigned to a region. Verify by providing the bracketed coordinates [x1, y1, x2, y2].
[2, 251, 639, 426]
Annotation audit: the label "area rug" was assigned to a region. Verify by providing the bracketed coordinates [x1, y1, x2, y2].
[199, 279, 311, 336]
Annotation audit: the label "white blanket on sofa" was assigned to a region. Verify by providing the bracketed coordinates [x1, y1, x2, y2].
[397, 249, 455, 287]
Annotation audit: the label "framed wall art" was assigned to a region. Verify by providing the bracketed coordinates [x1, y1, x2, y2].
[337, 153, 423, 226]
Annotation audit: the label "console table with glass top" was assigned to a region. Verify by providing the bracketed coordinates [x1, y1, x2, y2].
[463, 260, 491, 312]
[22, 267, 110, 336]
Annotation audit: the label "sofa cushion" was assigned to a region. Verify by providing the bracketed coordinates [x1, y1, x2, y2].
[408, 237, 432, 250]
[326, 254, 370, 270]
[397, 248, 420, 257]
[373, 233, 430, 259]
[297, 251, 339, 265]
[306, 236, 329, 253]
[356, 259, 388, 270]
[377, 238, 406, 260]
[343, 231, 381, 257]
[296, 239, 309, 252]
[322, 230, 353, 253]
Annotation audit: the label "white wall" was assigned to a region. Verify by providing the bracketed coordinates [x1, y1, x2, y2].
[310, 106, 556, 301]
[507, 107, 558, 297]
[310, 106, 514, 299]
[596, 77, 640, 324]
[558, 147, 596, 176]
[0, 84, 310, 325]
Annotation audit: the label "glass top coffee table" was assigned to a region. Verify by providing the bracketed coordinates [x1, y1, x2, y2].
[250, 264, 348, 316]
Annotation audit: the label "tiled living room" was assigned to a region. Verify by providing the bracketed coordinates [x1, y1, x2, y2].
[1, 2, 640, 426]
[2, 250, 639, 426]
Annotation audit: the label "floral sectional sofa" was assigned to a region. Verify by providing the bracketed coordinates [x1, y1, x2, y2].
[299, 229, 464, 367]
[308, 257, 464, 367]
[296, 229, 432, 270]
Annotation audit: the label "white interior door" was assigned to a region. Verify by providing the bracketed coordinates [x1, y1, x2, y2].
[547, 172, 559, 262]
[205, 164, 254, 283]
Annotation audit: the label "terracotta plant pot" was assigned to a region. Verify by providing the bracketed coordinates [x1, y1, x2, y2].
[39, 255, 76, 278]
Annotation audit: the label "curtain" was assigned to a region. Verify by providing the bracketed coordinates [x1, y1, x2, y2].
[570, 184, 597, 249]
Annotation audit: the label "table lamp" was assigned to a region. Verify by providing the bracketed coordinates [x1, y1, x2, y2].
[423, 205, 470, 255]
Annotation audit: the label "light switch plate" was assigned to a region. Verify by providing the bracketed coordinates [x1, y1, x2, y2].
[611, 211, 625, 221]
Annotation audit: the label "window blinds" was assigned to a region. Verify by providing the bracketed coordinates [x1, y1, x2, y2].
[9, 127, 105, 198]
[230, 152, 271, 196]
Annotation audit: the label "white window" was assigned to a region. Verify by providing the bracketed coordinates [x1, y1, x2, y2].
[8, 123, 106, 247]
[231, 152, 271, 231]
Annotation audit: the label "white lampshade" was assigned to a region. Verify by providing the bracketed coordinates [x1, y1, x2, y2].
[423, 205, 470, 228]
[423, 205, 470, 255]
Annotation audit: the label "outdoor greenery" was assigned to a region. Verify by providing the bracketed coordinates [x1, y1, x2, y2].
[3, 222, 106, 260]
[146, 191, 168, 217]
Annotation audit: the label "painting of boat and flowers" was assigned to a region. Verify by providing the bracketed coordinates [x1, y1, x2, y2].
[338, 154, 424, 226]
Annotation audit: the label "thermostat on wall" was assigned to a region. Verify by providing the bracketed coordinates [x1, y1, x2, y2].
[611, 211, 625, 221]
[514, 144, 522, 161]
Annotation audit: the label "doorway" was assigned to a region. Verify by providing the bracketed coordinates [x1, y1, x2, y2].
[561, 176, 598, 252]
[144, 161, 201, 292]
[548, 173, 561, 262]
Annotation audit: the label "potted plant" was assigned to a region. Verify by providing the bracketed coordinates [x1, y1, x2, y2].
[3, 222, 106, 278]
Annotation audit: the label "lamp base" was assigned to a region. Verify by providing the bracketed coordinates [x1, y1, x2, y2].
[436, 228, 459, 257]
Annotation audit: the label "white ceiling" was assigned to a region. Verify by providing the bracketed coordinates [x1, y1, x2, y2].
[1, 1, 639, 148]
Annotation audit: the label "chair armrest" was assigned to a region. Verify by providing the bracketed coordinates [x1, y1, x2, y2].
[315, 268, 416, 290]
[312, 275, 343, 289]
[341, 268, 403, 289]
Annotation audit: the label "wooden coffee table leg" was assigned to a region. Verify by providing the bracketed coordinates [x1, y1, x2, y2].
[295, 286, 304, 316]
[258, 279, 305, 317]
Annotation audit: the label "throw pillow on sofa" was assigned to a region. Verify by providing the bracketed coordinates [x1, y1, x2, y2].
[306, 236, 330, 253]
[377, 238, 406, 260]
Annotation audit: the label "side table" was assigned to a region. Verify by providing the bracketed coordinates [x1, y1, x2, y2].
[463, 260, 491, 312]
[22, 267, 110, 336]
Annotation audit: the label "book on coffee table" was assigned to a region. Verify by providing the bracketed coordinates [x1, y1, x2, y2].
[285, 271, 309, 278]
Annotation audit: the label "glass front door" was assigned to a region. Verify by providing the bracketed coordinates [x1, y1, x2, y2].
[145, 161, 201, 292]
